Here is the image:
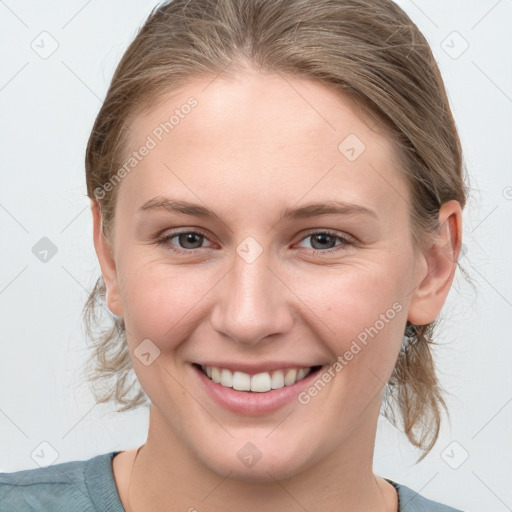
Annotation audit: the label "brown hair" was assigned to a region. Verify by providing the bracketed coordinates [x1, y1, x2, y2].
[82, 0, 468, 462]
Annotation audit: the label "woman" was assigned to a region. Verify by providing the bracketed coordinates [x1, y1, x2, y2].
[0, 0, 467, 510]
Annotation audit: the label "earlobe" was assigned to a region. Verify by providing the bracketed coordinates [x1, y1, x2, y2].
[90, 199, 124, 317]
[407, 200, 463, 326]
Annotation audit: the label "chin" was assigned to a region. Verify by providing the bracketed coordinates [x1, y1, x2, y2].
[194, 435, 316, 484]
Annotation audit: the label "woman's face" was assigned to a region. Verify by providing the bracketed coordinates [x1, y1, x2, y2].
[95, 70, 442, 481]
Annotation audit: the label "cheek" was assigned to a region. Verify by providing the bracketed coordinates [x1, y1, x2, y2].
[117, 259, 216, 409]
[118, 257, 216, 349]
[293, 257, 409, 364]
[291, 263, 409, 428]
[305, 256, 406, 317]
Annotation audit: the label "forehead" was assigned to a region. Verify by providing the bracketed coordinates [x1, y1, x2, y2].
[117, 71, 407, 220]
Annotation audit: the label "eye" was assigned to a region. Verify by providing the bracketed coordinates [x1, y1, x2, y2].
[296, 230, 353, 253]
[156, 230, 213, 253]
[155, 229, 354, 255]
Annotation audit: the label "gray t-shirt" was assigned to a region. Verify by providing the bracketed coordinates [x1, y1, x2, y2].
[0, 451, 463, 511]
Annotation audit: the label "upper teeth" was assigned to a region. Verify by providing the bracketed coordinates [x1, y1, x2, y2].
[201, 366, 312, 392]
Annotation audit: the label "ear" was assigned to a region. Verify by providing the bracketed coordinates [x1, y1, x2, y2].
[90, 199, 124, 317]
[407, 199, 463, 325]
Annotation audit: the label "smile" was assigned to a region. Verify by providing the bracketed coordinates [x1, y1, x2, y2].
[192, 361, 325, 415]
[198, 365, 322, 392]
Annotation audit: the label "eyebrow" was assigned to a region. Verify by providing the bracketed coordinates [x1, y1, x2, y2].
[137, 196, 378, 220]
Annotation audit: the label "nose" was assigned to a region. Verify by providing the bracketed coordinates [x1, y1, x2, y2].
[209, 248, 294, 346]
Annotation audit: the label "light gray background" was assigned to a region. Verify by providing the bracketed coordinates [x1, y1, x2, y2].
[1, 1, 511, 511]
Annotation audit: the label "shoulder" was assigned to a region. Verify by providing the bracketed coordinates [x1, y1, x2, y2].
[389, 479, 465, 512]
[0, 451, 123, 512]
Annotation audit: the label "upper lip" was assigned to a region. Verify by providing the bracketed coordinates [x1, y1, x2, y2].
[193, 361, 324, 375]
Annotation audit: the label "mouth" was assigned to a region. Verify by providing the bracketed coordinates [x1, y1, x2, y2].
[191, 362, 325, 416]
[194, 363, 323, 393]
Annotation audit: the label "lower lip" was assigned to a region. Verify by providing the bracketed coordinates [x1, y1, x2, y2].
[191, 364, 323, 416]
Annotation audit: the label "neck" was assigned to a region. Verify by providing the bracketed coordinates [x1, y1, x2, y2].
[126, 403, 396, 512]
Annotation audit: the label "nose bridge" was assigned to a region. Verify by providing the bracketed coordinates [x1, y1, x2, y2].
[211, 244, 292, 345]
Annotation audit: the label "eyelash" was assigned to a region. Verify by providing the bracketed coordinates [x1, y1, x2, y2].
[155, 229, 354, 255]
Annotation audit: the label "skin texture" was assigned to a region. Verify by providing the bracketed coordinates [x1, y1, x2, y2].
[92, 69, 462, 512]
